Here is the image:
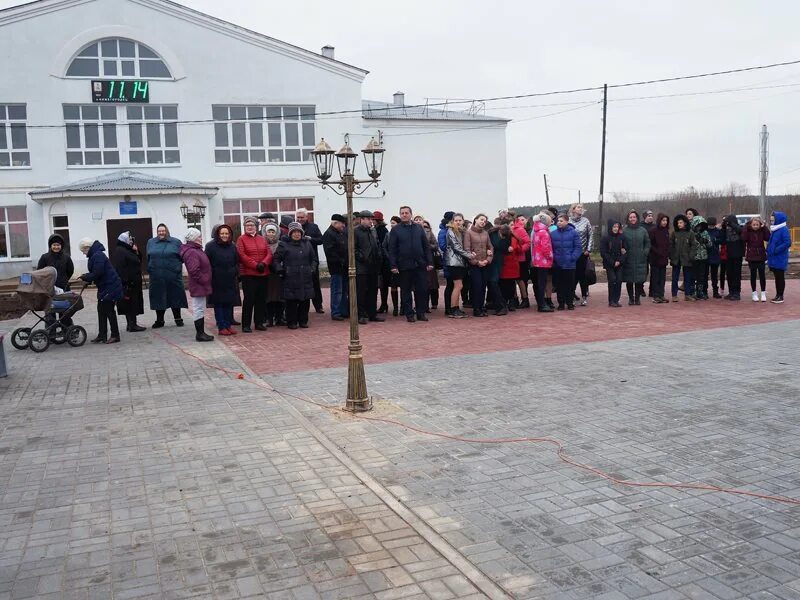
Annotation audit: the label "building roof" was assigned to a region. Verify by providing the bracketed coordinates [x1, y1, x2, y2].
[29, 170, 218, 200]
[0, 0, 368, 81]
[362, 100, 509, 122]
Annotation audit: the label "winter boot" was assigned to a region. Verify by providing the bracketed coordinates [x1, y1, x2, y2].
[391, 289, 399, 316]
[519, 297, 530, 309]
[194, 319, 214, 342]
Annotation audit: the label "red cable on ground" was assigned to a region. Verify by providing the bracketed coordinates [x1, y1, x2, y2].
[154, 333, 800, 507]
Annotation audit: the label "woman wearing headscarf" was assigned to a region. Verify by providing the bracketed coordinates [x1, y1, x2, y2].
[205, 224, 239, 335]
[37, 233, 74, 291]
[263, 223, 285, 326]
[78, 238, 123, 344]
[180, 228, 214, 342]
[274, 222, 318, 329]
[147, 223, 187, 328]
[622, 210, 651, 305]
[112, 231, 146, 332]
[236, 216, 272, 332]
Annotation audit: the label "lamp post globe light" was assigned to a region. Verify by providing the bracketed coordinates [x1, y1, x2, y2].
[311, 133, 384, 412]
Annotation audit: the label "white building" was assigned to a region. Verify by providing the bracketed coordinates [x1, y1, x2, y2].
[0, 0, 508, 277]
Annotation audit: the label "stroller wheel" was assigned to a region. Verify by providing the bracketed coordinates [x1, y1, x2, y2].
[51, 324, 68, 345]
[29, 330, 50, 353]
[11, 327, 31, 350]
[67, 325, 87, 347]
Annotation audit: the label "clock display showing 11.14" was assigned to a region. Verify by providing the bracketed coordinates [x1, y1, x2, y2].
[91, 80, 150, 103]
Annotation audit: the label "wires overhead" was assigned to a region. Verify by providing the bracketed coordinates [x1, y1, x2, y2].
[19, 57, 800, 133]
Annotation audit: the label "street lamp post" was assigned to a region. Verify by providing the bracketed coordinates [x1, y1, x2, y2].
[311, 134, 384, 412]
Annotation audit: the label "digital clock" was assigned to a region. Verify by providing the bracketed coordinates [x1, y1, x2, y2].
[91, 80, 149, 103]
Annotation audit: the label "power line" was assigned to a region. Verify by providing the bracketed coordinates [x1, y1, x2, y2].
[18, 57, 800, 131]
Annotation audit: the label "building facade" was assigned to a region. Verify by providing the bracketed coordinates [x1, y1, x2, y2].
[0, 0, 508, 277]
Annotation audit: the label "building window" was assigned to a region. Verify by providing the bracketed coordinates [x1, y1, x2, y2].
[66, 38, 171, 79]
[222, 198, 314, 237]
[0, 104, 30, 168]
[127, 105, 180, 165]
[63, 105, 119, 166]
[52, 215, 71, 254]
[212, 105, 315, 164]
[0, 206, 30, 259]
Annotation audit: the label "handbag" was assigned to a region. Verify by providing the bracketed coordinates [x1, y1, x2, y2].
[433, 248, 443, 270]
[585, 258, 597, 285]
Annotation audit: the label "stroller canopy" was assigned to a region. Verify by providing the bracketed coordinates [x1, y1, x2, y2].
[16, 267, 57, 311]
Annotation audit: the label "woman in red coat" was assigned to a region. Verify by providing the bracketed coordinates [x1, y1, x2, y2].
[235, 216, 272, 332]
[499, 226, 521, 312]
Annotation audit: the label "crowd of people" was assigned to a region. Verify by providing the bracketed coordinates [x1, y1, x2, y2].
[38, 203, 790, 344]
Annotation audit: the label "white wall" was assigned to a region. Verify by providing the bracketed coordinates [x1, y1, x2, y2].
[0, 0, 509, 278]
[360, 119, 508, 225]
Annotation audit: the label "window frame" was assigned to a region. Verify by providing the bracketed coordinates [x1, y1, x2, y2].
[65, 38, 173, 80]
[126, 105, 180, 166]
[0, 103, 31, 169]
[63, 103, 181, 169]
[0, 205, 31, 261]
[51, 214, 71, 254]
[212, 105, 316, 166]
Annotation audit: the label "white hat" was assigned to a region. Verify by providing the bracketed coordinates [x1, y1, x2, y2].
[184, 228, 202, 242]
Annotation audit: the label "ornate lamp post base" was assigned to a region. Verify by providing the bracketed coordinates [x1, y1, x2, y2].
[344, 340, 372, 412]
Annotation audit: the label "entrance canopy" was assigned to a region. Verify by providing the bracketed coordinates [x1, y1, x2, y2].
[29, 170, 218, 201]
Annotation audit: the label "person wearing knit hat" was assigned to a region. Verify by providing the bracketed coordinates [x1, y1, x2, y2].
[374, 211, 391, 314]
[78, 238, 123, 344]
[236, 214, 272, 332]
[323, 213, 350, 320]
[37, 233, 74, 293]
[180, 228, 214, 341]
[112, 230, 146, 333]
[262, 223, 285, 327]
[274, 219, 318, 329]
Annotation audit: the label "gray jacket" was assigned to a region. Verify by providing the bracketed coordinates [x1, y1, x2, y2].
[570, 216, 594, 253]
[445, 228, 472, 268]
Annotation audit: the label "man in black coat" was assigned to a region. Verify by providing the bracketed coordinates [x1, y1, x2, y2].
[322, 214, 349, 321]
[353, 211, 384, 325]
[388, 206, 433, 323]
[372, 211, 392, 313]
[296, 208, 324, 313]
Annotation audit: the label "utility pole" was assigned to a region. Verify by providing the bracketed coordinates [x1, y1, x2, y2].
[598, 83, 608, 233]
[759, 124, 768, 217]
[578, 190, 581, 203]
[543, 173, 550, 207]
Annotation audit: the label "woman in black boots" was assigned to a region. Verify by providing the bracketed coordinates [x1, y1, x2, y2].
[112, 231, 146, 332]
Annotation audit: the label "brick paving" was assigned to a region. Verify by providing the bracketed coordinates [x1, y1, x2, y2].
[0, 305, 489, 599]
[223, 281, 800, 375]
[1, 286, 799, 598]
[266, 320, 800, 599]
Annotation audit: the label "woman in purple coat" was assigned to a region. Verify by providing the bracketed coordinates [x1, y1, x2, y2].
[179, 228, 214, 342]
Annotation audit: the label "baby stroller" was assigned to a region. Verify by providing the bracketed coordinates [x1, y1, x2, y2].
[10, 267, 88, 353]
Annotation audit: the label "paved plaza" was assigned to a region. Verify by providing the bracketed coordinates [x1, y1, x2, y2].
[1, 284, 799, 599]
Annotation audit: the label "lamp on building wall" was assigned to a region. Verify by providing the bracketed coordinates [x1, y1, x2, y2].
[192, 200, 207, 219]
[180, 200, 206, 221]
[310, 132, 384, 412]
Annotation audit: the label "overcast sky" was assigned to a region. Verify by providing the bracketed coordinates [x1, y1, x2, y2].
[6, 0, 800, 207]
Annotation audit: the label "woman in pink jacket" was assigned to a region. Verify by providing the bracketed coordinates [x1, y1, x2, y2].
[530, 212, 554, 312]
[511, 215, 532, 308]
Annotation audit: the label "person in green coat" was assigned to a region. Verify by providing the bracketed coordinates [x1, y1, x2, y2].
[669, 214, 697, 301]
[621, 210, 651, 305]
[487, 221, 512, 315]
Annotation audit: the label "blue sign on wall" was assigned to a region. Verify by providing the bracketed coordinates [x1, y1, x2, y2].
[119, 201, 138, 215]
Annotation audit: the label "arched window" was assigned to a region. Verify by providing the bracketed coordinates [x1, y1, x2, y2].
[66, 38, 172, 79]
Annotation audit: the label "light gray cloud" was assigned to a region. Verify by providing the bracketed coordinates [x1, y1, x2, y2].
[5, 0, 800, 205]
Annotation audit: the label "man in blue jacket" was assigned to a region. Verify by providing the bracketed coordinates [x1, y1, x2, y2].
[388, 206, 434, 323]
